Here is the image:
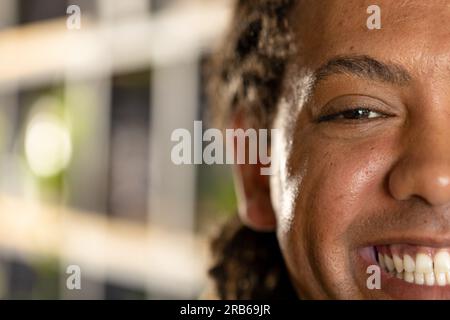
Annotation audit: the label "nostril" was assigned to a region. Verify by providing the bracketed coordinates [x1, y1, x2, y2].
[410, 193, 434, 207]
[389, 168, 450, 206]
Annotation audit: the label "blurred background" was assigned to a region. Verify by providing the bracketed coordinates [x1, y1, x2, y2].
[0, 0, 236, 299]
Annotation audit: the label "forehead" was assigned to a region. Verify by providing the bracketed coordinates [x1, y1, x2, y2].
[290, 0, 450, 71]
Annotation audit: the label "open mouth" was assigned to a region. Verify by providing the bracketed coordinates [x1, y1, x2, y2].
[374, 245, 450, 286]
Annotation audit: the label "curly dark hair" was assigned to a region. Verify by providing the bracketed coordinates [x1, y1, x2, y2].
[209, 216, 297, 299]
[208, 0, 298, 299]
[208, 0, 297, 129]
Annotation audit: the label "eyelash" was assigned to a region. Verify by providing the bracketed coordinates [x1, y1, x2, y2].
[317, 107, 385, 123]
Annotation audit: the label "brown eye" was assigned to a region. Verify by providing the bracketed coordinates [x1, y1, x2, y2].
[318, 108, 384, 122]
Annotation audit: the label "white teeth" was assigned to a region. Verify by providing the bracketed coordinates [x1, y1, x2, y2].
[425, 272, 435, 286]
[384, 254, 395, 272]
[434, 251, 450, 286]
[414, 272, 424, 285]
[404, 255, 415, 273]
[436, 272, 446, 286]
[434, 251, 450, 273]
[377, 249, 450, 286]
[404, 271, 414, 283]
[378, 253, 385, 270]
[393, 254, 404, 273]
[416, 254, 433, 273]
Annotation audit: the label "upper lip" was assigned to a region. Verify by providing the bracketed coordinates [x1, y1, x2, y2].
[358, 235, 450, 249]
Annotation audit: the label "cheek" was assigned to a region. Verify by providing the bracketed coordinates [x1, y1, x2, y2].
[304, 143, 386, 245]
[288, 138, 390, 238]
[277, 134, 396, 295]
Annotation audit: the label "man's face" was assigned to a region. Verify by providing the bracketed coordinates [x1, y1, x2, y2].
[272, 0, 450, 299]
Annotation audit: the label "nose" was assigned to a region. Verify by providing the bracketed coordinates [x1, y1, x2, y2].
[389, 122, 450, 207]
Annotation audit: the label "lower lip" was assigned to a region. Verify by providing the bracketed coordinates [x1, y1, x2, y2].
[357, 247, 450, 299]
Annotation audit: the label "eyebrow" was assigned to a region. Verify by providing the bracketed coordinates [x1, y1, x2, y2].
[313, 55, 412, 87]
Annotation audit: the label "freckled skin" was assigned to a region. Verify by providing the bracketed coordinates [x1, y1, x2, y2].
[236, 0, 450, 299]
[280, 0, 450, 299]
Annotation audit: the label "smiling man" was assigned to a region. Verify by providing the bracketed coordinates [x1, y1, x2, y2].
[208, 0, 450, 299]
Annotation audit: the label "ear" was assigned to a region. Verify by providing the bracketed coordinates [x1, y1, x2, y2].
[231, 113, 277, 232]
